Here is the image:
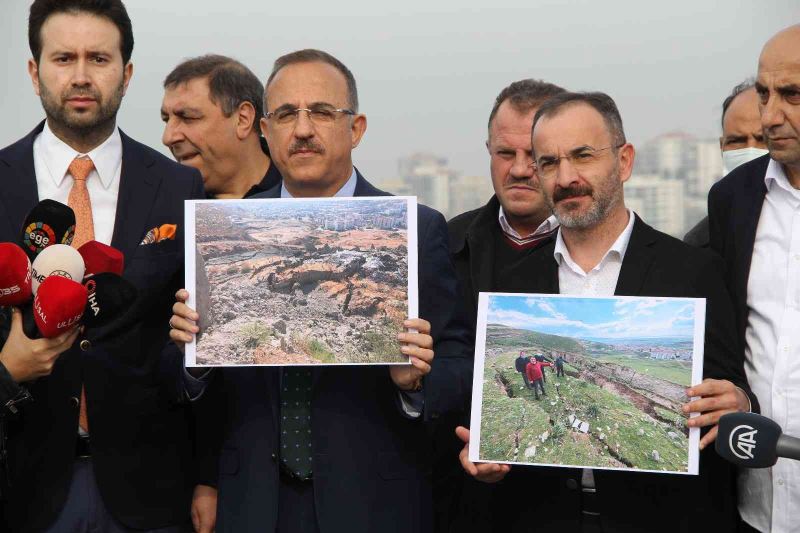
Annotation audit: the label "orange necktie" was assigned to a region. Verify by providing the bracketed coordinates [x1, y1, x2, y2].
[68, 156, 95, 431]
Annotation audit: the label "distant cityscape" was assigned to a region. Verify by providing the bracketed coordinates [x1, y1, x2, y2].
[373, 132, 723, 238]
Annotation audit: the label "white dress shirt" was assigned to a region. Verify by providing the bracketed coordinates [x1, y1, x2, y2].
[553, 210, 635, 489]
[739, 158, 800, 533]
[33, 121, 122, 245]
[498, 207, 559, 242]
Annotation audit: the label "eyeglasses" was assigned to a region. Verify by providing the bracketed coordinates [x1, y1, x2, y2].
[531, 144, 625, 179]
[265, 104, 355, 126]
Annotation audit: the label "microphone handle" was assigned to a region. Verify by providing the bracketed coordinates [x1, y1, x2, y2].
[776, 434, 800, 462]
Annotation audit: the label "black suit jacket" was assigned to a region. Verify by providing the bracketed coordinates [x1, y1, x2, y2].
[0, 122, 205, 531]
[490, 216, 753, 533]
[683, 215, 710, 248]
[208, 171, 473, 532]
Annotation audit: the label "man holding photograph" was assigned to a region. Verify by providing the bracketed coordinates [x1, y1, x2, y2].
[457, 92, 755, 532]
[169, 49, 472, 533]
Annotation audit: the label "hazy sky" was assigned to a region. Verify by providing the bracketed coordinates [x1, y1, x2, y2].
[1, 1, 797, 180]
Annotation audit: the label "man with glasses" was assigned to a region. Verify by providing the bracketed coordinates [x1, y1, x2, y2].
[457, 91, 755, 532]
[170, 49, 471, 533]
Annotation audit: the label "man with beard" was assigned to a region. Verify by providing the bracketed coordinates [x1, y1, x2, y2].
[0, 1, 205, 531]
[161, 55, 281, 199]
[708, 24, 800, 533]
[457, 92, 755, 532]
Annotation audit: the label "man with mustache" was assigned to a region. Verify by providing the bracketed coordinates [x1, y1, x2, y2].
[708, 24, 800, 533]
[457, 91, 755, 532]
[170, 49, 472, 532]
[0, 0, 205, 531]
[161, 55, 281, 200]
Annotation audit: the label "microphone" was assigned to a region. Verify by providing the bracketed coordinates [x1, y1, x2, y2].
[32, 276, 87, 338]
[78, 241, 124, 277]
[19, 200, 76, 261]
[30, 244, 85, 294]
[82, 272, 137, 328]
[0, 243, 33, 307]
[716, 412, 800, 468]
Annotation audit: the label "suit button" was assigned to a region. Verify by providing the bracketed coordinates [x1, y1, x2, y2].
[270, 453, 277, 462]
[70, 396, 80, 407]
[80, 340, 91, 351]
[566, 478, 578, 491]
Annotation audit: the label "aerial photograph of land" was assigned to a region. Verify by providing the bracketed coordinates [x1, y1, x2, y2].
[189, 197, 413, 366]
[473, 294, 703, 474]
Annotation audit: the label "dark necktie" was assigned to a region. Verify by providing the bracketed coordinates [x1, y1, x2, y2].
[280, 368, 313, 479]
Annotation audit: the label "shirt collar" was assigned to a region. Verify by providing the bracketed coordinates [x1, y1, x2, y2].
[764, 157, 800, 201]
[280, 167, 358, 199]
[497, 205, 559, 239]
[39, 120, 122, 190]
[553, 209, 636, 274]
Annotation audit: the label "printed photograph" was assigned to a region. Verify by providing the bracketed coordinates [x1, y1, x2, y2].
[185, 197, 417, 366]
[469, 293, 704, 475]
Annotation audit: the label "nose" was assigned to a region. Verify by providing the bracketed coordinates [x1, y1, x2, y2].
[293, 110, 314, 139]
[760, 92, 785, 131]
[162, 117, 184, 149]
[71, 58, 91, 87]
[554, 156, 580, 189]
[509, 152, 534, 180]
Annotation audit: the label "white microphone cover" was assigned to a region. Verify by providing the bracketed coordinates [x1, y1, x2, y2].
[31, 243, 85, 294]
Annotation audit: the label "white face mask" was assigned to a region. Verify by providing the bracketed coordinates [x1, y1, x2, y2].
[722, 147, 769, 175]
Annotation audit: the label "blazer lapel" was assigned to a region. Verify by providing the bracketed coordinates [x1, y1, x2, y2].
[614, 216, 658, 296]
[0, 123, 45, 237]
[731, 166, 768, 315]
[110, 131, 162, 260]
[465, 197, 500, 298]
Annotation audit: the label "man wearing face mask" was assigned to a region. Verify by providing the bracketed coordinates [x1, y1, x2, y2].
[683, 79, 767, 247]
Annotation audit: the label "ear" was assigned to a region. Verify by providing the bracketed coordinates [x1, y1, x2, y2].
[235, 101, 257, 140]
[350, 113, 367, 149]
[28, 59, 41, 96]
[260, 116, 270, 142]
[719, 136, 724, 151]
[485, 139, 491, 154]
[618, 143, 635, 184]
[121, 62, 133, 96]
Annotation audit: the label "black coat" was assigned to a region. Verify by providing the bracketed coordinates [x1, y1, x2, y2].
[0, 122, 205, 531]
[489, 215, 754, 533]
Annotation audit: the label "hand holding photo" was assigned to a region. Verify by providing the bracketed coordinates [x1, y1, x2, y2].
[469, 293, 705, 475]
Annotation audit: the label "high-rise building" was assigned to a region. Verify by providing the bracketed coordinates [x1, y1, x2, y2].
[448, 175, 494, 219]
[625, 174, 685, 237]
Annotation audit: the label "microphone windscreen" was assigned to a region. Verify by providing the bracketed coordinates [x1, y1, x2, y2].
[31, 244, 85, 295]
[33, 276, 87, 338]
[715, 412, 782, 468]
[0, 243, 33, 306]
[78, 241, 124, 277]
[82, 272, 137, 328]
[19, 200, 76, 261]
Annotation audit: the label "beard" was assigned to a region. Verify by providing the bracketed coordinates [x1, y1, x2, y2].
[547, 165, 623, 229]
[38, 77, 124, 136]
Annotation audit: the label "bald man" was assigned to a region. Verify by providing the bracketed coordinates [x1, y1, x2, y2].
[683, 80, 767, 247]
[708, 24, 800, 533]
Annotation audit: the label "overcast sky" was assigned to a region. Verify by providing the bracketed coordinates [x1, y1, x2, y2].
[1, 1, 798, 180]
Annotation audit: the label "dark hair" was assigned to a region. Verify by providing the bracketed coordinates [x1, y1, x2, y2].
[164, 54, 265, 129]
[532, 91, 627, 148]
[721, 78, 756, 128]
[265, 49, 358, 112]
[488, 79, 566, 129]
[29, 0, 134, 64]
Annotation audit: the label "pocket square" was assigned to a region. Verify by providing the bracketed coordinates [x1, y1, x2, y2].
[140, 224, 177, 245]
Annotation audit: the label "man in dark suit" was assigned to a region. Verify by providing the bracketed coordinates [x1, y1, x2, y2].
[458, 91, 755, 532]
[0, 1, 205, 531]
[170, 49, 471, 533]
[708, 25, 800, 533]
[683, 79, 767, 248]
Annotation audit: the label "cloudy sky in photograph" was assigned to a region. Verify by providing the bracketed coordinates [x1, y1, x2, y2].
[0, 1, 797, 181]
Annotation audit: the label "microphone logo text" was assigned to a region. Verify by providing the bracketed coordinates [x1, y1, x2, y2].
[730, 424, 758, 460]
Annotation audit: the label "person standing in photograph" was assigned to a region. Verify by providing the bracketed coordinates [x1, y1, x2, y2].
[515, 350, 532, 388]
[555, 354, 566, 377]
[526, 356, 552, 400]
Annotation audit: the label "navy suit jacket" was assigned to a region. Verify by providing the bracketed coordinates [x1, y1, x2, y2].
[208, 171, 473, 533]
[0, 122, 205, 531]
[488, 216, 752, 533]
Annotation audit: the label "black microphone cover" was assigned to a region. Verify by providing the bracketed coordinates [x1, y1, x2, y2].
[82, 272, 137, 328]
[716, 412, 782, 468]
[19, 199, 76, 261]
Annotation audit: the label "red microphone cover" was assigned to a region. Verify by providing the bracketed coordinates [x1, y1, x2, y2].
[78, 241, 124, 277]
[0, 242, 33, 306]
[33, 276, 87, 338]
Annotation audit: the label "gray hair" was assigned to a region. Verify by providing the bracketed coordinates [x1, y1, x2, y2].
[532, 91, 626, 148]
[488, 79, 566, 129]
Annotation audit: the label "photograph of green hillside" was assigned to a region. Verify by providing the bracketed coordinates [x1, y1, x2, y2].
[470, 294, 704, 475]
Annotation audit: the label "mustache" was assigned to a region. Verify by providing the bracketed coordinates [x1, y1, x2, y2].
[62, 88, 100, 101]
[289, 139, 324, 155]
[505, 176, 539, 190]
[553, 183, 593, 203]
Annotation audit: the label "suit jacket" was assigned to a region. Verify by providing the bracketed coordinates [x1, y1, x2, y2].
[683, 215, 710, 248]
[489, 216, 753, 533]
[210, 171, 473, 533]
[707, 154, 771, 365]
[0, 122, 205, 531]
